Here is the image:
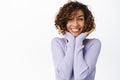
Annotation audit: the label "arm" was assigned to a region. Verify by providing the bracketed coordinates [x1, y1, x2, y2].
[84, 39, 101, 74]
[74, 33, 101, 80]
[74, 33, 89, 80]
[51, 32, 75, 80]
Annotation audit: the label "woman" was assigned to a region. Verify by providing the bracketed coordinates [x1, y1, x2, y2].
[51, 1, 101, 80]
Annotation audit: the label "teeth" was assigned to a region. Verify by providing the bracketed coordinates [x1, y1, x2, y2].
[71, 28, 79, 32]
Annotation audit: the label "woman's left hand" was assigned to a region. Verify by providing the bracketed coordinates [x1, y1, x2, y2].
[85, 27, 95, 36]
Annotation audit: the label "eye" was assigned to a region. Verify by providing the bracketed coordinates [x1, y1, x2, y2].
[78, 17, 84, 21]
[68, 17, 73, 21]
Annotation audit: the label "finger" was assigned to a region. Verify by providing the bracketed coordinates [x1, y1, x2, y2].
[88, 27, 95, 34]
[85, 27, 95, 35]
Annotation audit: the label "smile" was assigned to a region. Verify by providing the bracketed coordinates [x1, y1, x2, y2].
[71, 28, 80, 33]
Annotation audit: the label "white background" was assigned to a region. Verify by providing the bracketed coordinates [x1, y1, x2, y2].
[0, 0, 120, 80]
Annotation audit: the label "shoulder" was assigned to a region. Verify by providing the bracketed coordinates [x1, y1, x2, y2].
[84, 38, 101, 48]
[51, 37, 66, 46]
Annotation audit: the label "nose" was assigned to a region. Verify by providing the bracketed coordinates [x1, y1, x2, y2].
[72, 19, 78, 27]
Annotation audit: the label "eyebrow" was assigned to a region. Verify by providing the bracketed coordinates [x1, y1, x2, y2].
[78, 15, 84, 17]
[69, 15, 84, 18]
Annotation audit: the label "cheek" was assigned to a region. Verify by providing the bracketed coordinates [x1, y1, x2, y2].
[66, 22, 71, 29]
[66, 22, 71, 27]
[80, 22, 85, 27]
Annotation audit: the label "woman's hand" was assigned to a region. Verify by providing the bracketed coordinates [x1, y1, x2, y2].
[85, 27, 95, 36]
[64, 32, 75, 43]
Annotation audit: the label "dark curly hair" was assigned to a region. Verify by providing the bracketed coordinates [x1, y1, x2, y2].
[55, 1, 95, 35]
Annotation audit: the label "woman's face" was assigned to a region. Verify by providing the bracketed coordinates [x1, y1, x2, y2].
[66, 10, 85, 37]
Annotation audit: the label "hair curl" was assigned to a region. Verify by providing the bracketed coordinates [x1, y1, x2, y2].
[55, 1, 95, 35]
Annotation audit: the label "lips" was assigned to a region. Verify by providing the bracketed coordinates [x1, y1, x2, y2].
[71, 28, 80, 33]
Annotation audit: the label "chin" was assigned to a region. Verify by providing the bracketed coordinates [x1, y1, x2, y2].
[71, 31, 82, 37]
[72, 33, 80, 37]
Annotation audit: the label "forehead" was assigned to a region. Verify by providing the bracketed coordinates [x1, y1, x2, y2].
[71, 10, 84, 17]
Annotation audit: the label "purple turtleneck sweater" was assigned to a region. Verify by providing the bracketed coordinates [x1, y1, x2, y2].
[51, 32, 101, 80]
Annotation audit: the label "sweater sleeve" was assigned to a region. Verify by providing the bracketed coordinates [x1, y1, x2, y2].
[51, 33, 75, 80]
[74, 33, 101, 80]
[74, 33, 89, 80]
[84, 39, 101, 74]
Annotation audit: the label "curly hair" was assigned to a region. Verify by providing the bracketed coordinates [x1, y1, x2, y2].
[55, 1, 95, 35]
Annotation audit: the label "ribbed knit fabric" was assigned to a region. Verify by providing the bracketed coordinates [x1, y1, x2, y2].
[51, 32, 101, 80]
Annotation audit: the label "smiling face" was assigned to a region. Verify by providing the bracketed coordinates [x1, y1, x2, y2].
[66, 10, 85, 37]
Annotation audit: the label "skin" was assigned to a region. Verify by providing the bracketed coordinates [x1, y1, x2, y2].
[66, 10, 95, 37]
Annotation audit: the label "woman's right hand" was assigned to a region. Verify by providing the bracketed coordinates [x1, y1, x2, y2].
[64, 32, 75, 43]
